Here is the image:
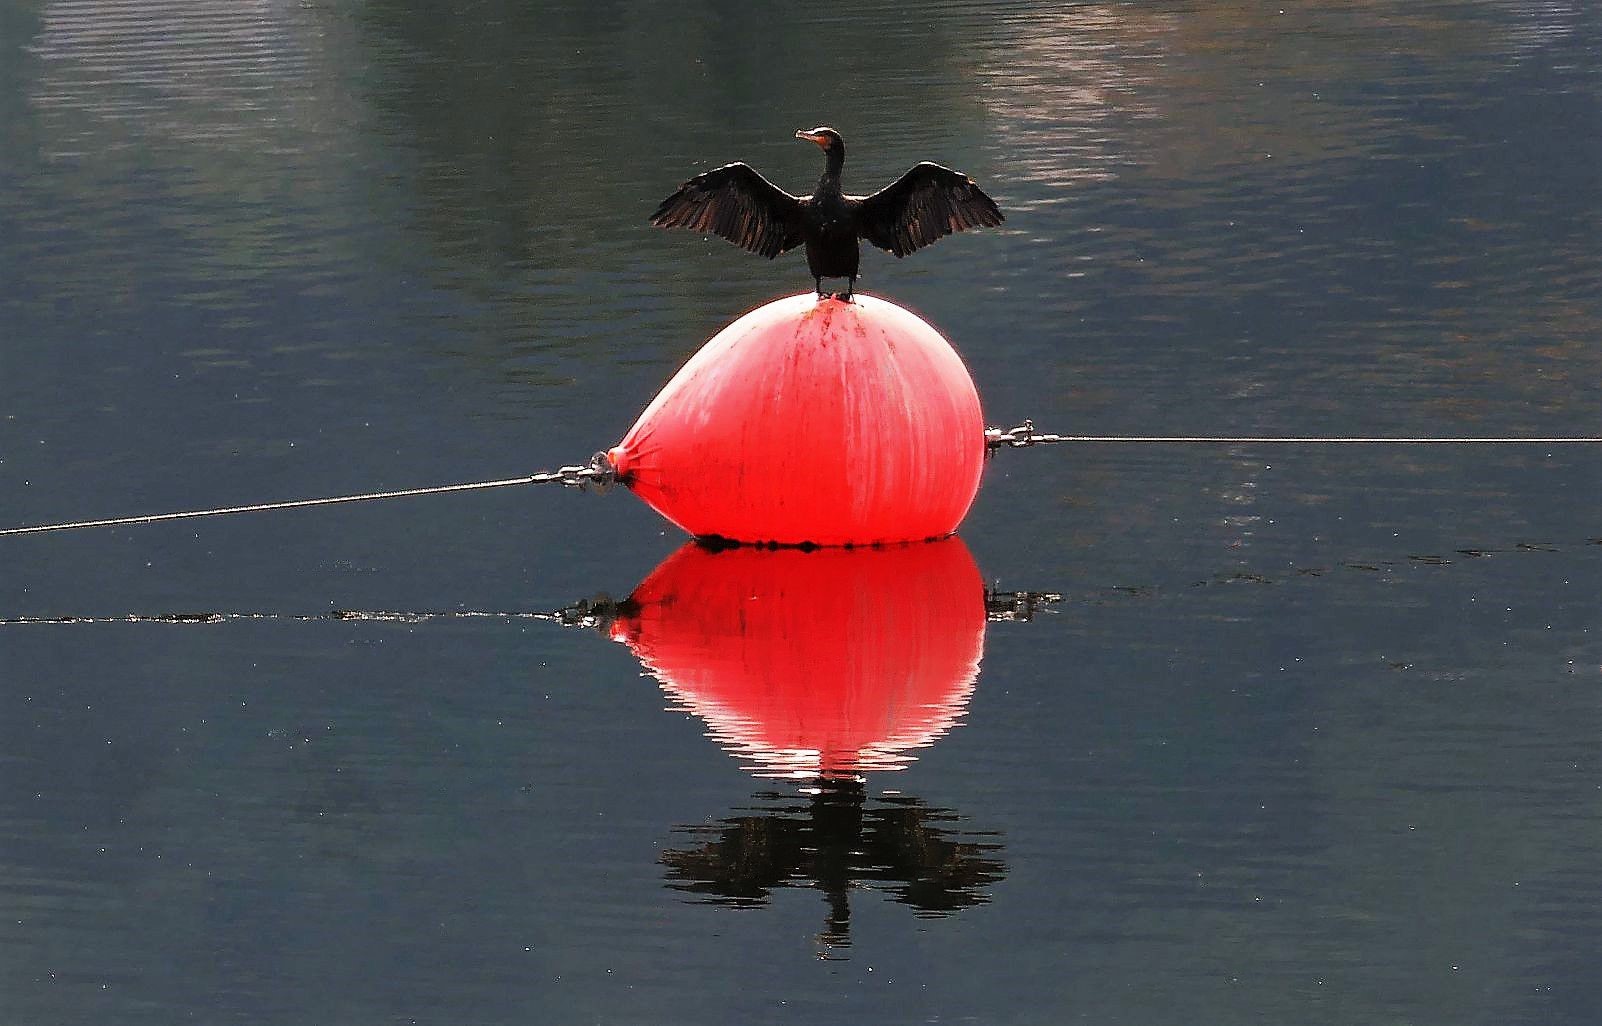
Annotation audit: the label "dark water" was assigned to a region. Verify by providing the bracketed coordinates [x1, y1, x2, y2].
[3, 1, 1601, 1022]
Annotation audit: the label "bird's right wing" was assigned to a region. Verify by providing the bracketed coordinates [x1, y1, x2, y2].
[650, 163, 805, 259]
[857, 162, 1004, 258]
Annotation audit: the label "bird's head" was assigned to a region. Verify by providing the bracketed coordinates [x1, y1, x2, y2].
[796, 126, 844, 159]
[796, 127, 845, 173]
[795, 127, 842, 151]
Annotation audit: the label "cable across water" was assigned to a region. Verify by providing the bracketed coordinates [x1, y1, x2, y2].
[0, 455, 614, 538]
[3, 428, 1599, 538]
[983, 421, 1602, 448]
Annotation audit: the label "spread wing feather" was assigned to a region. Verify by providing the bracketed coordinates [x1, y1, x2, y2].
[857, 162, 1004, 258]
[650, 162, 805, 259]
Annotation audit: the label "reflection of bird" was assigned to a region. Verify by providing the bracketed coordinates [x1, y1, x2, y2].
[661, 779, 1005, 951]
[650, 127, 1004, 299]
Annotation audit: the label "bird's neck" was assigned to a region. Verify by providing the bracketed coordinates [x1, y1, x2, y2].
[817, 147, 845, 189]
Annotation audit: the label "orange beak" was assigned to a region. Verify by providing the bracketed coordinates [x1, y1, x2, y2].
[795, 130, 828, 149]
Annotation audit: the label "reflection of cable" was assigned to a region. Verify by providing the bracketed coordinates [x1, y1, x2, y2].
[1071, 536, 1602, 599]
[984, 588, 1063, 621]
[0, 607, 600, 628]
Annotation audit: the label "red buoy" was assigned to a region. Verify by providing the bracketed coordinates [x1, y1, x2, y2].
[610, 539, 985, 780]
[608, 294, 985, 546]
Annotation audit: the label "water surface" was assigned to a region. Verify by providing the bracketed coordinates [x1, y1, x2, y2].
[3, 1, 1601, 1023]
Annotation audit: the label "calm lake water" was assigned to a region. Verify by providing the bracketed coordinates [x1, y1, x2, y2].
[3, 1, 1601, 1023]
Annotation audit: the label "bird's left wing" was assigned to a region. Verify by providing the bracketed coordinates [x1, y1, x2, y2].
[857, 162, 1004, 258]
[650, 162, 805, 259]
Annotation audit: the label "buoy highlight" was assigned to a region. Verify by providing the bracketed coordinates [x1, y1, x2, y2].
[609, 294, 985, 546]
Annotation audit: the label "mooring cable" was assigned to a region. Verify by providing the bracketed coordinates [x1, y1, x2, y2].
[4, 430, 1599, 538]
[0, 455, 614, 538]
[983, 421, 1602, 448]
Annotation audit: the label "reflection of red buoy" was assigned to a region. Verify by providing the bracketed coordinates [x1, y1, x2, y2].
[608, 294, 985, 546]
[609, 538, 985, 780]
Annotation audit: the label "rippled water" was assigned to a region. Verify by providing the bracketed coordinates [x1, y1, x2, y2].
[3, 1, 1601, 1023]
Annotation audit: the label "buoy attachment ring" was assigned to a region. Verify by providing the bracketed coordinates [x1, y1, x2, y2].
[608, 294, 985, 546]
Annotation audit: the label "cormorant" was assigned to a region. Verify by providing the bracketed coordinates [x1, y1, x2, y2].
[650, 127, 1004, 299]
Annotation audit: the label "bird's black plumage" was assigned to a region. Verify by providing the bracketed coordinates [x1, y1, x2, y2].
[650, 127, 1003, 299]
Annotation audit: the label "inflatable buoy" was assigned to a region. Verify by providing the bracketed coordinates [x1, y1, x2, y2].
[608, 294, 985, 546]
[610, 539, 985, 780]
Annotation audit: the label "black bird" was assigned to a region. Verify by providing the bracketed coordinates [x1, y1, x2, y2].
[650, 127, 1004, 299]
